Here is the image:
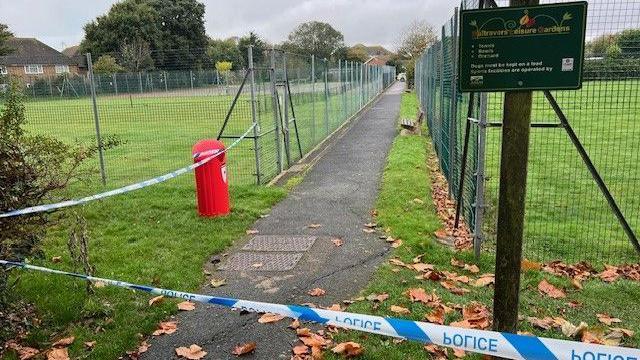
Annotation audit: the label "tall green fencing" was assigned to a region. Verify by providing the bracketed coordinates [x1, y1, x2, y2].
[416, 0, 640, 264]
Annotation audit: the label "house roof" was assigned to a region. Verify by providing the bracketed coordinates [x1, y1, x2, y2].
[0, 37, 74, 66]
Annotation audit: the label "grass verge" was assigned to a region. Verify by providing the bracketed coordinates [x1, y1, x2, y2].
[2, 181, 286, 359]
[326, 92, 640, 359]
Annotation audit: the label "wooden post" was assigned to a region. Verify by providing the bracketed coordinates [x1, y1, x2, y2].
[492, 0, 538, 338]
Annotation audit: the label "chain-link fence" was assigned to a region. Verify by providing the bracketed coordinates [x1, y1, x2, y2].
[0, 47, 395, 192]
[416, 0, 640, 264]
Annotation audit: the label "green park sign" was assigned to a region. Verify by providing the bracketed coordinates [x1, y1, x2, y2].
[458, 2, 587, 92]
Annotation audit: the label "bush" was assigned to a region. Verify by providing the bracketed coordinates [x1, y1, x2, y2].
[0, 81, 90, 304]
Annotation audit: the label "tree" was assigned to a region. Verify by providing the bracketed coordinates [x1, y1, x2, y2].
[238, 32, 267, 67]
[285, 21, 345, 60]
[616, 29, 640, 57]
[0, 23, 13, 56]
[150, 0, 208, 69]
[586, 34, 618, 57]
[119, 39, 154, 71]
[208, 38, 244, 70]
[396, 20, 437, 60]
[80, 0, 208, 70]
[346, 45, 369, 62]
[92, 55, 124, 73]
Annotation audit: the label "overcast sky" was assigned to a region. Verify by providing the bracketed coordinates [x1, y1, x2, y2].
[0, 0, 455, 52]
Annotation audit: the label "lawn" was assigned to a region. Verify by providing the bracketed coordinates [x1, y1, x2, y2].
[1, 75, 384, 359]
[485, 81, 640, 264]
[326, 92, 640, 359]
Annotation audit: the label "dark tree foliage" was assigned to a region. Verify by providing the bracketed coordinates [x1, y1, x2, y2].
[285, 21, 345, 60]
[0, 23, 13, 56]
[238, 32, 267, 67]
[80, 0, 208, 70]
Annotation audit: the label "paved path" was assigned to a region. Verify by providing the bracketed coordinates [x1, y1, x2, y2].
[143, 82, 405, 359]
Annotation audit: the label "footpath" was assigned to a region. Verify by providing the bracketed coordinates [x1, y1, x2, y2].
[143, 81, 405, 359]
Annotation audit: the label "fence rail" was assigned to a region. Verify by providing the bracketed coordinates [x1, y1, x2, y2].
[416, 0, 640, 264]
[0, 48, 396, 192]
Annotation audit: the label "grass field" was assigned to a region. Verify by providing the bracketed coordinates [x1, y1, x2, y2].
[326, 92, 640, 359]
[480, 80, 640, 263]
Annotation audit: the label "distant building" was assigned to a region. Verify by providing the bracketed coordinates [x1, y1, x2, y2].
[364, 56, 389, 66]
[61, 44, 88, 74]
[0, 37, 79, 80]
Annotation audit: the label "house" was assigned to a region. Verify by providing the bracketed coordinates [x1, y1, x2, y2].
[62, 45, 88, 74]
[0, 37, 79, 80]
[364, 56, 389, 66]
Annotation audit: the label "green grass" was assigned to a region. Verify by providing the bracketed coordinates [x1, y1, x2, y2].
[4, 180, 286, 359]
[478, 80, 640, 263]
[326, 92, 640, 359]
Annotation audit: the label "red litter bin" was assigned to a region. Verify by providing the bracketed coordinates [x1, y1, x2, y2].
[192, 140, 230, 217]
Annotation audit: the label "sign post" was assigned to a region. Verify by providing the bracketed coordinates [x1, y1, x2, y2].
[456, 0, 588, 340]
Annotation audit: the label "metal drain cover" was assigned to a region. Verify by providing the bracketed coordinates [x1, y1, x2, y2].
[219, 252, 304, 271]
[242, 235, 317, 252]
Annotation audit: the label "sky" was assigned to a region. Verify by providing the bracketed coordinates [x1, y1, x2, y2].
[0, 0, 455, 52]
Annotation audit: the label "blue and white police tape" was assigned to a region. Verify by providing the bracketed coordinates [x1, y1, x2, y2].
[1, 259, 638, 360]
[0, 124, 256, 219]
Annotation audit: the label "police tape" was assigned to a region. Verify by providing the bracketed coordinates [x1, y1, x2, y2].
[0, 124, 256, 219]
[1, 260, 638, 360]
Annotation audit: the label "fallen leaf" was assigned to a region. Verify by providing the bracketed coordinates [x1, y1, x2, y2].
[210, 278, 227, 288]
[412, 263, 434, 272]
[311, 345, 323, 359]
[434, 229, 448, 239]
[596, 313, 622, 326]
[407, 288, 432, 304]
[412, 198, 424, 204]
[527, 316, 558, 330]
[148, 295, 164, 306]
[52, 336, 75, 348]
[299, 333, 328, 347]
[561, 321, 588, 338]
[366, 293, 389, 302]
[440, 280, 470, 295]
[453, 348, 466, 358]
[47, 348, 69, 360]
[425, 307, 445, 325]
[611, 327, 635, 337]
[472, 274, 495, 287]
[178, 301, 196, 311]
[521, 259, 542, 271]
[390, 305, 411, 315]
[258, 313, 285, 324]
[231, 342, 256, 356]
[246, 229, 259, 235]
[138, 341, 149, 354]
[364, 222, 377, 228]
[292, 345, 309, 355]
[598, 266, 620, 282]
[582, 330, 605, 345]
[51, 256, 62, 263]
[389, 258, 408, 267]
[424, 344, 448, 358]
[308, 223, 322, 228]
[6, 341, 39, 360]
[325, 304, 342, 311]
[152, 321, 178, 336]
[289, 319, 301, 329]
[175, 344, 207, 359]
[331, 238, 344, 247]
[84, 341, 96, 349]
[308, 288, 326, 297]
[538, 279, 566, 299]
[391, 239, 403, 248]
[362, 228, 376, 234]
[571, 278, 583, 290]
[332, 342, 363, 357]
[251, 262, 263, 268]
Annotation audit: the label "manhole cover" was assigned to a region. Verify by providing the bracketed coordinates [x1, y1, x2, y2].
[219, 252, 304, 271]
[242, 235, 317, 252]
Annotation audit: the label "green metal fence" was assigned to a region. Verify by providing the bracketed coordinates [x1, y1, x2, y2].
[416, 0, 640, 264]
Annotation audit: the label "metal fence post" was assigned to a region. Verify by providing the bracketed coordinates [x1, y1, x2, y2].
[113, 73, 118, 95]
[270, 49, 283, 173]
[311, 55, 316, 144]
[86, 53, 107, 185]
[248, 46, 262, 185]
[190, 70, 194, 90]
[282, 52, 291, 166]
[359, 62, 364, 108]
[474, 93, 488, 258]
[323, 58, 329, 136]
[138, 72, 143, 93]
[449, 9, 459, 197]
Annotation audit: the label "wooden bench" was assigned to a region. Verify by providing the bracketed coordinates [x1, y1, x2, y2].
[400, 111, 424, 131]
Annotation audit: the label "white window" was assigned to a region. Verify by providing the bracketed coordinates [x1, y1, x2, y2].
[55, 64, 70, 74]
[24, 64, 43, 74]
[0, 65, 7, 75]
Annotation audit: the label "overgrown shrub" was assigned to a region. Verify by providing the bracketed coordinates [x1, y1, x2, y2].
[0, 81, 91, 304]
